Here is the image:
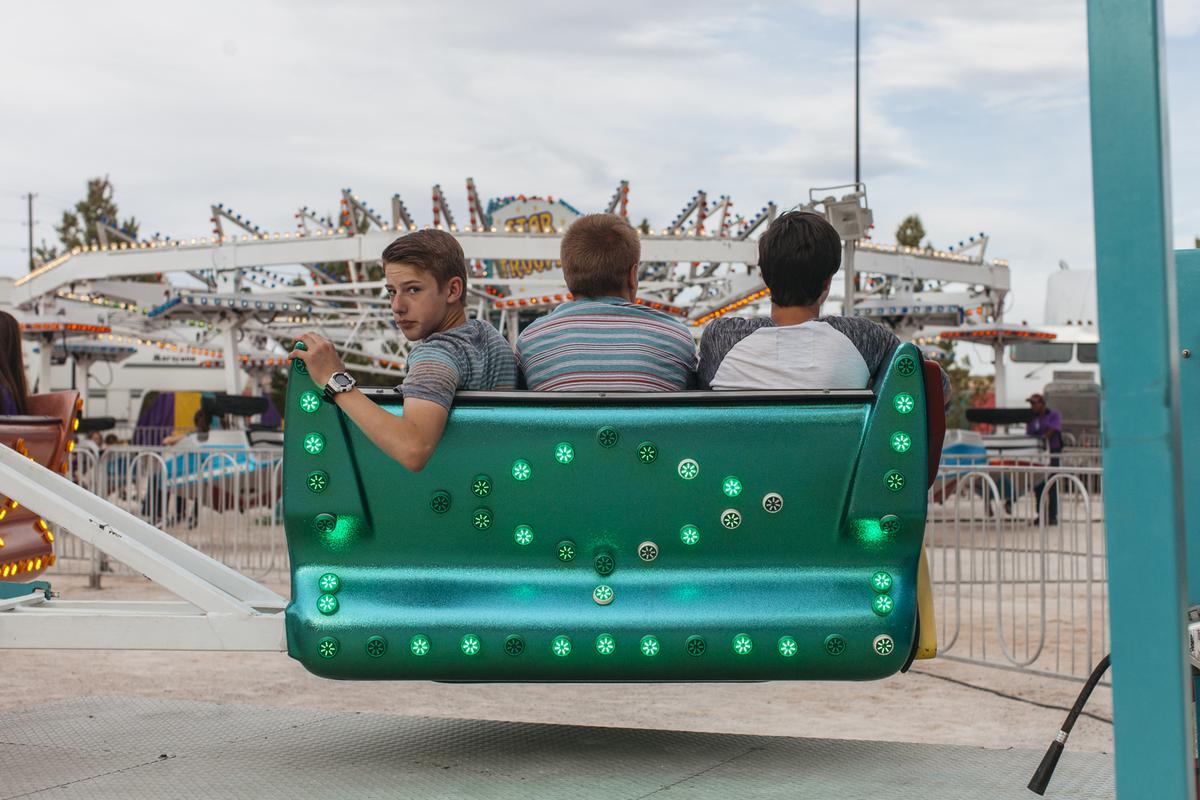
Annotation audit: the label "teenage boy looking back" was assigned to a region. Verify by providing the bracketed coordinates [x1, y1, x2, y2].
[698, 211, 934, 392]
[291, 229, 516, 471]
[516, 213, 696, 391]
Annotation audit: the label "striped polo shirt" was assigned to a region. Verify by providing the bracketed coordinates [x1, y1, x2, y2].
[516, 297, 697, 391]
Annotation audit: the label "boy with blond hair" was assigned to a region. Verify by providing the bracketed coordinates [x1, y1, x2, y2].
[516, 213, 696, 391]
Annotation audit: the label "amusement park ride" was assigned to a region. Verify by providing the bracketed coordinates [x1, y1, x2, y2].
[0, 1, 1196, 790]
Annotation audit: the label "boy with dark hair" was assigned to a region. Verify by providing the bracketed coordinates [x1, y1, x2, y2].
[292, 229, 516, 471]
[516, 213, 696, 391]
[698, 210, 907, 390]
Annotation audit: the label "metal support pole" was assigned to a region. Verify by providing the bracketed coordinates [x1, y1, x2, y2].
[36, 336, 52, 393]
[992, 341, 1007, 408]
[1087, 1, 1195, 796]
[842, 240, 856, 316]
[219, 322, 242, 395]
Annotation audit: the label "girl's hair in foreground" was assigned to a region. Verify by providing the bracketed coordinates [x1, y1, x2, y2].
[0, 310, 29, 414]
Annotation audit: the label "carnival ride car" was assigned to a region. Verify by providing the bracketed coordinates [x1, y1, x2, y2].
[281, 342, 942, 680]
[0, 391, 81, 583]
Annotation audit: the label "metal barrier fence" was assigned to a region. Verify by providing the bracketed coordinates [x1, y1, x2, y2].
[55, 446, 287, 584]
[927, 455, 1108, 683]
[49, 444, 1110, 684]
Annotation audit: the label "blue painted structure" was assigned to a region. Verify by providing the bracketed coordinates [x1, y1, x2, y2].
[1087, 1, 1197, 795]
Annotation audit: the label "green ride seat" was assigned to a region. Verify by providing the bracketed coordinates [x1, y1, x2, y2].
[283, 344, 933, 681]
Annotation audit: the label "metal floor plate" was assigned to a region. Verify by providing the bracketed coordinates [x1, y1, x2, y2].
[0, 696, 1114, 799]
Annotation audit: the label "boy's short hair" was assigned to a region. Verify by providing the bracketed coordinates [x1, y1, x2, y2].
[560, 213, 640, 297]
[381, 229, 467, 302]
[758, 211, 843, 307]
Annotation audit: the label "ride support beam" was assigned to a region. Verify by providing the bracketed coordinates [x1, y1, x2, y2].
[1087, 1, 1195, 796]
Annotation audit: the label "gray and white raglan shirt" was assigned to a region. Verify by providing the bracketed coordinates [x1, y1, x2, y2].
[697, 315, 906, 391]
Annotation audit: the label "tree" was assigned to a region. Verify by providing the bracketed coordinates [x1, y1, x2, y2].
[895, 214, 925, 248]
[33, 176, 140, 267]
[638, 218, 651, 235]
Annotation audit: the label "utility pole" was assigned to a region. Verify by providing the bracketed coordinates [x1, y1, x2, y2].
[854, 0, 861, 185]
[24, 192, 36, 271]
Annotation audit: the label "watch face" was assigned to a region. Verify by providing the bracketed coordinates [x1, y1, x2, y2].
[333, 373, 354, 388]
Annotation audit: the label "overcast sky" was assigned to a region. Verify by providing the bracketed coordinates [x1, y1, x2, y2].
[1, 1, 1196, 324]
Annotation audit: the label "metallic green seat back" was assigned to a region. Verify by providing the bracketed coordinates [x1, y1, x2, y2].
[283, 344, 928, 681]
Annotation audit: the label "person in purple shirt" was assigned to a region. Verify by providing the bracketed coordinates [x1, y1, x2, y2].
[1026, 393, 1062, 525]
[0, 310, 29, 416]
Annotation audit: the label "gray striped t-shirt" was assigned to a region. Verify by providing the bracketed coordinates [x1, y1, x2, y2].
[401, 319, 517, 409]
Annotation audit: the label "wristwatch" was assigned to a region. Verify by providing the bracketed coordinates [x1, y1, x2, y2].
[322, 371, 357, 402]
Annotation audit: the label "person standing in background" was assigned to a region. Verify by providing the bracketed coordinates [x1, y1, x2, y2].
[0, 310, 29, 415]
[1027, 393, 1063, 525]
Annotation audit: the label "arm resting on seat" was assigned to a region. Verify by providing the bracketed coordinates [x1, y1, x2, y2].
[330, 390, 448, 473]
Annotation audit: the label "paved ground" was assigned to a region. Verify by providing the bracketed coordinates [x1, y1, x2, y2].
[0, 574, 1114, 756]
[0, 695, 1115, 799]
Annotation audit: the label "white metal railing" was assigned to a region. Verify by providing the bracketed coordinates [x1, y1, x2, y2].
[56, 446, 287, 583]
[927, 459, 1108, 683]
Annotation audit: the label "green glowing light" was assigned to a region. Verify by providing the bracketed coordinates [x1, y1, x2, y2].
[593, 552, 615, 575]
[514, 524, 533, 545]
[873, 635, 895, 656]
[732, 633, 753, 655]
[824, 634, 847, 656]
[299, 391, 321, 413]
[471, 475, 492, 497]
[429, 490, 451, 514]
[595, 633, 616, 655]
[871, 571, 893, 593]
[409, 634, 430, 656]
[880, 515, 901, 535]
[317, 573, 340, 593]
[504, 635, 525, 656]
[316, 593, 339, 615]
[593, 584, 614, 605]
[873, 595, 895, 616]
[777, 636, 798, 657]
[551, 635, 572, 657]
[685, 635, 706, 656]
[897, 355, 917, 376]
[893, 393, 915, 414]
[679, 524, 700, 545]
[677, 458, 699, 480]
[312, 513, 337, 534]
[302, 432, 326, 455]
[762, 493, 783, 513]
[317, 636, 338, 659]
[306, 470, 329, 493]
[890, 432, 912, 453]
[472, 508, 493, 530]
[637, 442, 658, 463]
[722, 476, 743, 498]
[596, 426, 619, 448]
[885, 470, 906, 492]
[721, 509, 742, 530]
[639, 635, 660, 657]
[554, 442, 575, 464]
[511, 459, 532, 481]
[460, 634, 481, 656]
[556, 540, 576, 562]
[366, 635, 387, 658]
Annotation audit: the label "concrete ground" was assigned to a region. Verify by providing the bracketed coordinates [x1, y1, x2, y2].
[1, 574, 1113, 755]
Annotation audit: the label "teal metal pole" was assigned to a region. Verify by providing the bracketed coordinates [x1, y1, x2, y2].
[1176, 248, 1200, 762]
[1087, 2, 1195, 796]
[1177, 249, 1200, 599]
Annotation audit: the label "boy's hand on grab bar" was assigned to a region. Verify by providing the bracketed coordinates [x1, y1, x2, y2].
[290, 333, 345, 388]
